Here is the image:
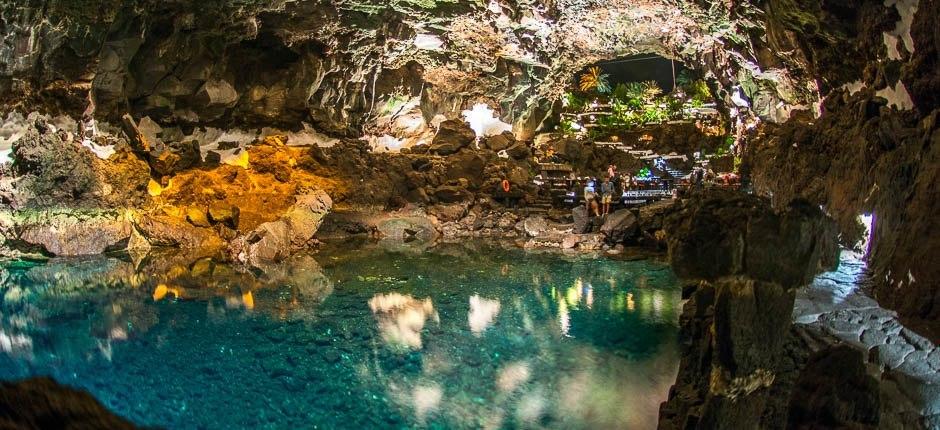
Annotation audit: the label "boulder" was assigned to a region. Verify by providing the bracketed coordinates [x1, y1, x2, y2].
[434, 185, 472, 203]
[504, 142, 531, 160]
[522, 216, 548, 237]
[376, 215, 438, 240]
[600, 209, 638, 243]
[14, 210, 133, 256]
[427, 204, 467, 223]
[283, 191, 332, 248]
[429, 119, 475, 155]
[572, 206, 590, 234]
[483, 131, 515, 152]
[561, 234, 580, 249]
[230, 191, 332, 266]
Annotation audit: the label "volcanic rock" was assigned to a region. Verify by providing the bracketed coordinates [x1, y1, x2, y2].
[13, 210, 133, 256]
[186, 207, 211, 227]
[600, 209, 638, 243]
[483, 131, 515, 152]
[429, 120, 475, 155]
[208, 204, 240, 229]
[0, 378, 137, 429]
[664, 194, 839, 289]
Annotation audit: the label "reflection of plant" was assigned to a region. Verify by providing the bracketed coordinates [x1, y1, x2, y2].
[579, 67, 611, 94]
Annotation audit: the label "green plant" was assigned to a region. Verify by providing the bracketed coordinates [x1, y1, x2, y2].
[579, 66, 611, 94]
[562, 92, 586, 111]
[640, 81, 662, 102]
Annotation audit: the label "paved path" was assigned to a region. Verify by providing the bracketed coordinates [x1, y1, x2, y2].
[794, 251, 940, 427]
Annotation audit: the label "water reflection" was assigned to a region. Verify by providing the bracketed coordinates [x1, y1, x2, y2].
[468, 295, 500, 336]
[0, 240, 681, 429]
[369, 293, 438, 350]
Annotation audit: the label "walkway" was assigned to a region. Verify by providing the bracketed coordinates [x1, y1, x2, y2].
[794, 250, 940, 427]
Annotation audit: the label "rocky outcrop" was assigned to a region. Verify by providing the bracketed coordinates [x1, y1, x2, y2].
[658, 192, 842, 430]
[664, 193, 839, 288]
[229, 190, 332, 267]
[0, 378, 137, 429]
[13, 209, 133, 256]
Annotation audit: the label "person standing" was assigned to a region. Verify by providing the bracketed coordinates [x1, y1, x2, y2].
[583, 179, 598, 216]
[600, 177, 614, 216]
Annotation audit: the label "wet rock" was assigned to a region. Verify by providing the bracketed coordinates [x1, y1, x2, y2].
[12, 209, 133, 256]
[429, 120, 475, 155]
[0, 377, 137, 429]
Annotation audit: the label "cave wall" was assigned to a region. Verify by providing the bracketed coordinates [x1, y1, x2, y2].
[747, 0, 940, 330]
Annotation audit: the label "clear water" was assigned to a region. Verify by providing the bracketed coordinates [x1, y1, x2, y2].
[0, 240, 681, 429]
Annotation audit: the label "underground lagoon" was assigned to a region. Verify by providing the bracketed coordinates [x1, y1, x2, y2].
[0, 0, 939, 428]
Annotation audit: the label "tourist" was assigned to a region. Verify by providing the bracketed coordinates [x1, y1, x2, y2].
[583, 180, 598, 215]
[600, 177, 614, 216]
[607, 164, 617, 180]
[589, 196, 601, 219]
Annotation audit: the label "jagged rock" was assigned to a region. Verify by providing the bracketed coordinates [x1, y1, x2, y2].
[376, 215, 438, 241]
[600, 209, 638, 243]
[208, 204, 240, 228]
[427, 204, 467, 223]
[186, 207, 211, 227]
[136, 215, 225, 250]
[483, 131, 515, 152]
[0, 378, 137, 429]
[664, 194, 838, 289]
[522, 216, 548, 237]
[571, 206, 590, 234]
[504, 142, 531, 160]
[230, 191, 331, 266]
[429, 120, 475, 155]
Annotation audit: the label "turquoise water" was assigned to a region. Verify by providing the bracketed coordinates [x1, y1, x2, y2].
[0, 240, 681, 429]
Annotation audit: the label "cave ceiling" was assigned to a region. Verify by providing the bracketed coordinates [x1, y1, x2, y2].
[0, 0, 884, 135]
